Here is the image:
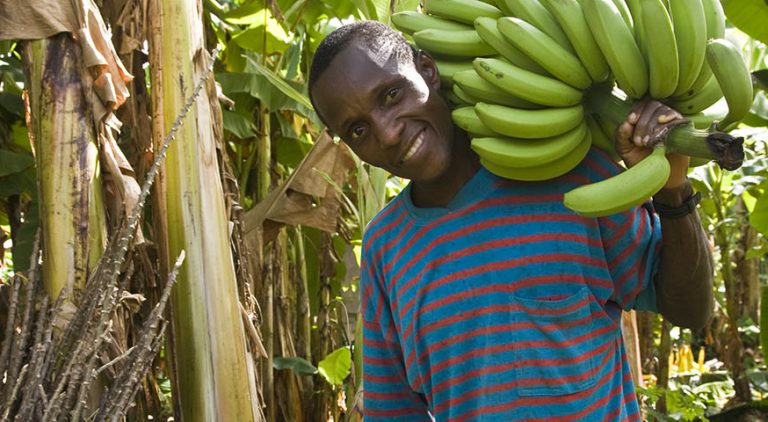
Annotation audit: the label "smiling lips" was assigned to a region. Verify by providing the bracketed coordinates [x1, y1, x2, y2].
[401, 129, 425, 164]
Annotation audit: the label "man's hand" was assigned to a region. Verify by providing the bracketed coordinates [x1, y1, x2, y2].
[615, 99, 690, 189]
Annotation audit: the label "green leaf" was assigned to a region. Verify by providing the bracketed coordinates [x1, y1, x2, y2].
[274, 136, 312, 168]
[722, 0, 768, 45]
[755, 69, 768, 91]
[0, 92, 23, 117]
[244, 56, 313, 110]
[318, 346, 351, 386]
[232, 25, 290, 55]
[749, 191, 768, 236]
[222, 110, 255, 138]
[273, 356, 319, 376]
[0, 149, 34, 176]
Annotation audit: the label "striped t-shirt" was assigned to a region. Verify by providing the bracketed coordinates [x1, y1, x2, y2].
[361, 148, 662, 421]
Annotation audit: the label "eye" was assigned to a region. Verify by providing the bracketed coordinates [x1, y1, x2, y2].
[349, 124, 366, 140]
[385, 87, 401, 102]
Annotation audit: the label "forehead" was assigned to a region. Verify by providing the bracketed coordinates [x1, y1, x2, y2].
[322, 41, 412, 86]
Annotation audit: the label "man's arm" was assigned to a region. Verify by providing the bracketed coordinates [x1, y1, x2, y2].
[652, 180, 714, 329]
[616, 99, 714, 329]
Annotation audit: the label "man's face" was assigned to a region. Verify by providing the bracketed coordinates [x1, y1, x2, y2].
[311, 41, 456, 182]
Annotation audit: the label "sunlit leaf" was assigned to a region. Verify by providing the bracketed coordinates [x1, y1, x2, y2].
[245, 57, 313, 110]
[723, 0, 768, 45]
[318, 346, 351, 386]
[749, 192, 768, 236]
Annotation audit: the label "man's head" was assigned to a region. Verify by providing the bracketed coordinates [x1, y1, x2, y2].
[308, 21, 461, 183]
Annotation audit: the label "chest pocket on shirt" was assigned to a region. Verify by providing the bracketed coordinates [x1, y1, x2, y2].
[512, 287, 599, 397]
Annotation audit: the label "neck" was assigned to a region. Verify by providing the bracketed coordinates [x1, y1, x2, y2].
[411, 129, 480, 208]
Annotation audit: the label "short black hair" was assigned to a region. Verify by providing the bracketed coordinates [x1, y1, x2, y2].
[308, 20, 417, 119]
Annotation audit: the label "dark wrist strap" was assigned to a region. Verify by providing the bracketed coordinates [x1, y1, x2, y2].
[653, 191, 702, 219]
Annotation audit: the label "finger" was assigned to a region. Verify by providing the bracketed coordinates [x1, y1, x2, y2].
[634, 101, 663, 145]
[657, 110, 682, 124]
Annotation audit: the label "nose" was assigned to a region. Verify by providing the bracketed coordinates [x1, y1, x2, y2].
[371, 109, 403, 148]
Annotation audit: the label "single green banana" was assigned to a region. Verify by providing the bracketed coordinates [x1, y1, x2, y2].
[471, 120, 588, 167]
[609, 0, 634, 34]
[474, 102, 584, 138]
[624, 0, 645, 55]
[500, 0, 575, 52]
[585, 114, 619, 160]
[434, 59, 476, 88]
[453, 69, 543, 108]
[541, 0, 610, 82]
[582, 0, 648, 98]
[668, 0, 708, 96]
[563, 146, 670, 217]
[701, 0, 726, 40]
[424, 0, 503, 25]
[705, 38, 755, 131]
[473, 57, 583, 107]
[480, 129, 592, 181]
[390, 11, 471, 35]
[452, 84, 481, 104]
[473, 17, 549, 75]
[668, 72, 723, 114]
[413, 28, 497, 58]
[640, 0, 679, 99]
[452, 106, 500, 137]
[686, 108, 727, 129]
[441, 86, 471, 106]
[497, 17, 592, 89]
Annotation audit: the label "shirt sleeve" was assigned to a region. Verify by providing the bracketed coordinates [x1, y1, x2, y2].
[599, 199, 663, 312]
[361, 247, 432, 421]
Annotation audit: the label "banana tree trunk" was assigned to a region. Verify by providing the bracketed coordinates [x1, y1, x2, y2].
[147, 0, 257, 420]
[23, 33, 107, 305]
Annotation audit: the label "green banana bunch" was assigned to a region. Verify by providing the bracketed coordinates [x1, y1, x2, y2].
[453, 69, 542, 108]
[499, 0, 574, 52]
[563, 147, 671, 217]
[668, 0, 707, 96]
[391, 10, 471, 34]
[434, 58, 475, 88]
[474, 102, 584, 139]
[412, 28, 496, 57]
[452, 106, 500, 137]
[471, 120, 588, 167]
[480, 130, 592, 181]
[540, 0, 610, 83]
[639, 0, 679, 99]
[424, 0, 504, 25]
[705, 38, 755, 131]
[390, 0, 747, 215]
[701, 0, 726, 40]
[473, 17, 548, 74]
[582, 0, 648, 98]
[668, 73, 723, 115]
[497, 17, 592, 89]
[473, 57, 583, 107]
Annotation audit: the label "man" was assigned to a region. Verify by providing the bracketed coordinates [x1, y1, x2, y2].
[309, 20, 713, 421]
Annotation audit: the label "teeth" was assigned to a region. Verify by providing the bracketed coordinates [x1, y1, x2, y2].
[403, 131, 424, 162]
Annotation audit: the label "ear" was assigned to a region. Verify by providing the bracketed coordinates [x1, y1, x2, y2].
[415, 50, 441, 91]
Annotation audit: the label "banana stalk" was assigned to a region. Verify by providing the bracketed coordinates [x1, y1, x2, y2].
[148, 0, 257, 419]
[23, 35, 107, 304]
[585, 86, 744, 170]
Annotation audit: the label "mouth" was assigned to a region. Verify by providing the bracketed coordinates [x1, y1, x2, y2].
[400, 129, 425, 165]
